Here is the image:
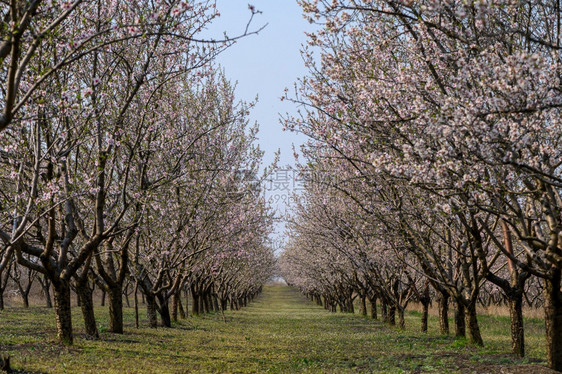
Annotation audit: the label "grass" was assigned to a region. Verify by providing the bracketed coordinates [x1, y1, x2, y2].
[0, 285, 556, 373]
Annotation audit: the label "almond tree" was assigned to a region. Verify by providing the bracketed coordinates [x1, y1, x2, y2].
[287, 1, 562, 368]
[0, 1, 265, 344]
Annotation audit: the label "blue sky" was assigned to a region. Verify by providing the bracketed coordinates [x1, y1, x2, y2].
[206, 1, 314, 246]
[207, 1, 311, 169]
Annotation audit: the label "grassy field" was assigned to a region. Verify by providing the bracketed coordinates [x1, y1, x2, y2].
[0, 285, 557, 373]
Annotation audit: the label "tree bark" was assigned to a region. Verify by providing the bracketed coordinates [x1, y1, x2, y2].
[397, 307, 405, 329]
[0, 268, 8, 311]
[171, 291, 179, 322]
[465, 303, 483, 346]
[509, 295, 525, 358]
[421, 301, 429, 333]
[501, 219, 526, 357]
[420, 282, 430, 333]
[157, 294, 171, 328]
[347, 297, 355, 313]
[21, 291, 29, 308]
[124, 284, 130, 308]
[381, 300, 388, 323]
[438, 291, 449, 335]
[134, 281, 139, 329]
[212, 296, 219, 311]
[146, 293, 158, 328]
[359, 295, 367, 316]
[41, 275, 53, 308]
[454, 301, 466, 338]
[388, 305, 396, 326]
[192, 293, 200, 315]
[53, 281, 73, 345]
[108, 287, 123, 334]
[76, 280, 99, 339]
[179, 296, 186, 319]
[544, 272, 562, 371]
[202, 293, 210, 313]
[369, 296, 378, 320]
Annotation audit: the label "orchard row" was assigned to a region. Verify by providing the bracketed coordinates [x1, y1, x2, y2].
[281, 1, 562, 371]
[0, 1, 275, 344]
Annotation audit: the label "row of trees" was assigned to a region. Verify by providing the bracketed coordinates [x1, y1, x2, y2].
[281, 0, 562, 371]
[0, 1, 275, 344]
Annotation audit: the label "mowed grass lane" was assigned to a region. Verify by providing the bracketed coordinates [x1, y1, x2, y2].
[0, 285, 555, 373]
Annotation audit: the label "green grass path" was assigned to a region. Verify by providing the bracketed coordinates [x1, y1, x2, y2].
[0, 285, 554, 373]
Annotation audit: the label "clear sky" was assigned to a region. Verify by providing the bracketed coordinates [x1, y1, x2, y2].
[207, 0, 310, 169]
[206, 1, 312, 244]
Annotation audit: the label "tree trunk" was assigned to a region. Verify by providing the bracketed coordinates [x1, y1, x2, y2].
[192, 293, 200, 315]
[171, 291, 179, 322]
[205, 293, 212, 313]
[388, 305, 396, 326]
[157, 294, 171, 328]
[369, 297, 378, 320]
[208, 294, 214, 312]
[53, 281, 73, 345]
[76, 280, 99, 339]
[501, 219, 526, 358]
[359, 295, 367, 316]
[397, 307, 405, 329]
[0, 270, 8, 310]
[202, 293, 210, 313]
[134, 281, 139, 329]
[43, 276, 53, 308]
[108, 287, 123, 334]
[454, 301, 466, 338]
[100, 290, 106, 306]
[421, 300, 429, 333]
[465, 303, 483, 346]
[21, 292, 29, 308]
[438, 292, 449, 335]
[179, 296, 186, 319]
[146, 293, 158, 328]
[347, 297, 355, 313]
[509, 294, 525, 358]
[381, 300, 388, 323]
[419, 282, 430, 333]
[544, 272, 562, 371]
[124, 284, 131, 308]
